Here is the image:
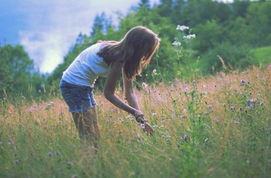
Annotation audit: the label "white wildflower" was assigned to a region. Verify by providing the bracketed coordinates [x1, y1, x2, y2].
[151, 112, 157, 116]
[165, 135, 171, 142]
[44, 101, 54, 110]
[142, 82, 148, 89]
[152, 69, 157, 73]
[176, 25, 189, 31]
[172, 41, 182, 46]
[183, 34, 196, 39]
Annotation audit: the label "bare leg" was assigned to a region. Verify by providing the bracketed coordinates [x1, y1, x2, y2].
[72, 107, 100, 148]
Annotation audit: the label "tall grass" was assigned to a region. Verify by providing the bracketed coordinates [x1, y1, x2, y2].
[1, 66, 271, 178]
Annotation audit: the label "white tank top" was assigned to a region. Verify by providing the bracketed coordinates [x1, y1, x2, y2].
[62, 43, 109, 87]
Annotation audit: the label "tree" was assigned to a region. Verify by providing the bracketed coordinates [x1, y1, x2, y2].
[138, 0, 151, 9]
[90, 12, 113, 38]
[0, 45, 34, 96]
[246, 1, 271, 46]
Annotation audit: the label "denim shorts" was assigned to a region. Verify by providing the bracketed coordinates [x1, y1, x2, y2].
[60, 79, 96, 113]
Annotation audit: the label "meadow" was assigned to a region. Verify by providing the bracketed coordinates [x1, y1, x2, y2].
[0, 66, 270, 178]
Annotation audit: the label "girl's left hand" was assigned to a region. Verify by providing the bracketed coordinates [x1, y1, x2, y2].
[142, 122, 154, 136]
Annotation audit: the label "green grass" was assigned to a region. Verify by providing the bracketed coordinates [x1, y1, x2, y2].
[0, 67, 271, 178]
[253, 46, 271, 66]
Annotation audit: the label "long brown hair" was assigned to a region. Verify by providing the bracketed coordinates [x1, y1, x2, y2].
[98, 26, 160, 80]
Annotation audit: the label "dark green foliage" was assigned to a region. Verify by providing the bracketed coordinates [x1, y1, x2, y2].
[0, 45, 32, 89]
[47, 0, 271, 89]
[192, 20, 224, 53]
[200, 43, 255, 74]
[0, 45, 48, 99]
[2, 0, 271, 97]
[246, 2, 271, 46]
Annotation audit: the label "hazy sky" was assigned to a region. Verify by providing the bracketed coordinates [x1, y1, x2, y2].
[0, 0, 231, 73]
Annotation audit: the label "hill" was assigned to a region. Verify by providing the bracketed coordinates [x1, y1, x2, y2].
[1, 65, 270, 177]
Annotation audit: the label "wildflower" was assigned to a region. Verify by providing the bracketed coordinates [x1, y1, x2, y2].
[259, 101, 264, 106]
[172, 41, 181, 46]
[179, 114, 185, 119]
[47, 152, 53, 156]
[183, 34, 196, 39]
[204, 138, 209, 143]
[240, 79, 246, 84]
[176, 25, 189, 31]
[71, 174, 78, 178]
[29, 105, 37, 112]
[67, 161, 74, 168]
[117, 118, 124, 122]
[181, 134, 190, 141]
[55, 151, 61, 155]
[165, 135, 171, 142]
[184, 87, 190, 92]
[152, 69, 157, 74]
[203, 112, 209, 115]
[151, 112, 157, 116]
[248, 104, 254, 110]
[15, 160, 20, 164]
[126, 114, 134, 121]
[142, 82, 148, 89]
[45, 101, 54, 110]
[247, 98, 257, 104]
[230, 106, 235, 110]
[8, 141, 14, 145]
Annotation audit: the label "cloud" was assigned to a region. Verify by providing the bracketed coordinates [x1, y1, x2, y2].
[18, 0, 144, 73]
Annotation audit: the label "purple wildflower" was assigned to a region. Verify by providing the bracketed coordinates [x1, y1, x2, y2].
[248, 104, 254, 110]
[240, 79, 246, 84]
[181, 134, 190, 141]
[179, 114, 185, 119]
[8, 141, 14, 145]
[247, 98, 257, 104]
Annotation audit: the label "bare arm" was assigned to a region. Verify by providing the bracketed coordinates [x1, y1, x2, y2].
[103, 61, 142, 116]
[122, 69, 140, 111]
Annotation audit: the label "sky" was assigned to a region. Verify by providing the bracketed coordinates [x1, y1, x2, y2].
[0, 0, 231, 73]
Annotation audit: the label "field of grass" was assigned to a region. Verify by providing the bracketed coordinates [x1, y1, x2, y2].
[1, 66, 271, 178]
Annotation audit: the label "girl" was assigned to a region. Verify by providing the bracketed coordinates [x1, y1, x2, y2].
[60, 26, 160, 147]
